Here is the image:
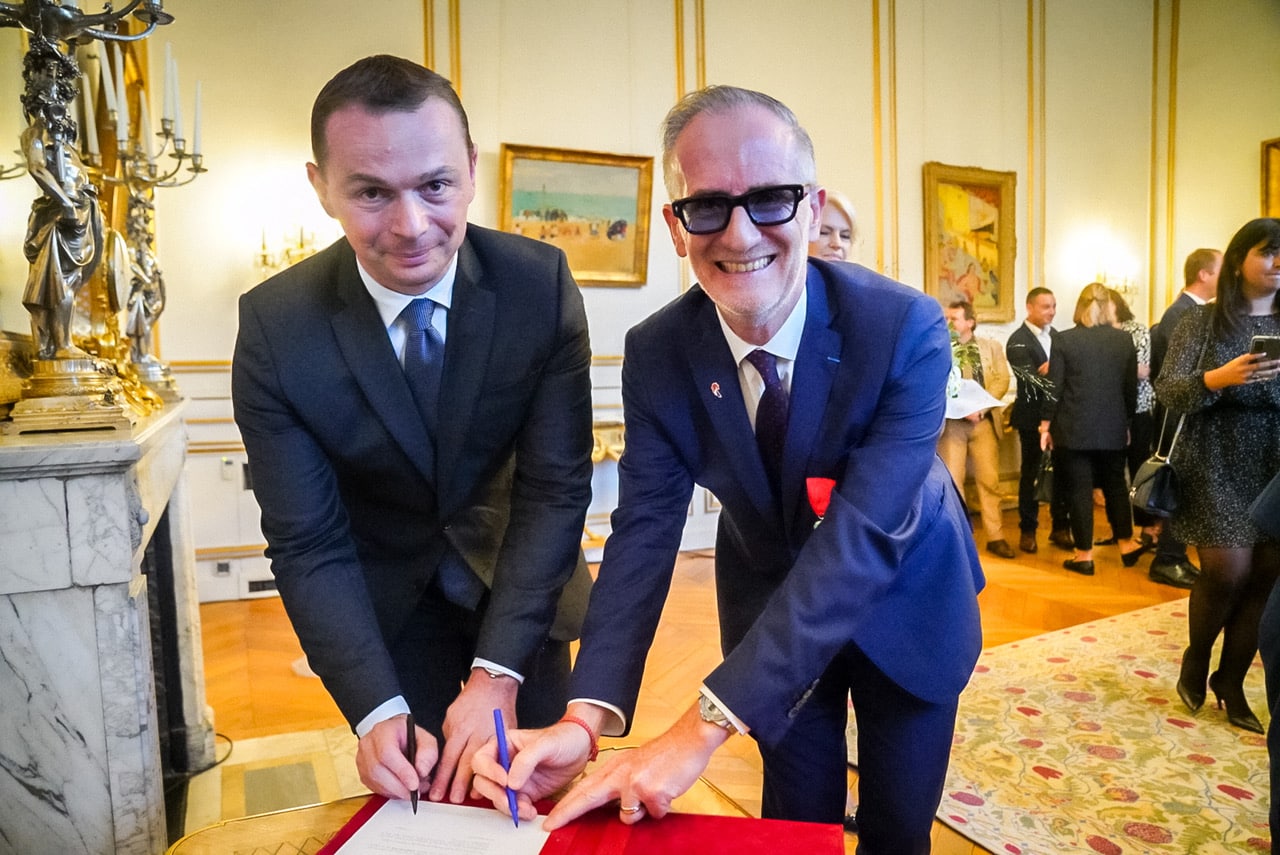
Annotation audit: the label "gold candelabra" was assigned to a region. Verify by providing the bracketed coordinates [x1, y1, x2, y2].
[0, 0, 177, 434]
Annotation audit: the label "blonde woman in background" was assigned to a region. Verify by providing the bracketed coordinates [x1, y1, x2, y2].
[809, 188, 858, 263]
[1039, 283, 1142, 575]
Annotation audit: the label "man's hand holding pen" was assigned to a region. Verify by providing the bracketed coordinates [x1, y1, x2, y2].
[355, 714, 434, 806]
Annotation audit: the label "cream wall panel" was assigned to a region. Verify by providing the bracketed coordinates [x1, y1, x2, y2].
[1171, 0, 1280, 267]
[1042, 0, 1153, 318]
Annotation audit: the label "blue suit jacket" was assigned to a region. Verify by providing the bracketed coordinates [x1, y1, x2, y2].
[570, 260, 985, 749]
[232, 227, 594, 726]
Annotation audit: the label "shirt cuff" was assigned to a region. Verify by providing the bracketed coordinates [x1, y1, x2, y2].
[700, 684, 750, 735]
[355, 696, 411, 739]
[567, 698, 628, 737]
[471, 658, 525, 683]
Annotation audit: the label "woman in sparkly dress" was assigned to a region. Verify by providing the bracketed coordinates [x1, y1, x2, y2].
[1156, 217, 1280, 733]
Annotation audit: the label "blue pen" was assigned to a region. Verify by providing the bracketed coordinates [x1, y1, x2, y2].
[493, 708, 520, 828]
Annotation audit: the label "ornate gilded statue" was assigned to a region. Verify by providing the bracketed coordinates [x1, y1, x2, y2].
[19, 41, 102, 360]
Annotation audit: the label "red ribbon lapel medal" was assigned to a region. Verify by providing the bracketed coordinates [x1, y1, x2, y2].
[806, 477, 837, 527]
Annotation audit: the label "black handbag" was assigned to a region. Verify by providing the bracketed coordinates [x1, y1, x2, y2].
[1130, 412, 1185, 518]
[1034, 453, 1054, 504]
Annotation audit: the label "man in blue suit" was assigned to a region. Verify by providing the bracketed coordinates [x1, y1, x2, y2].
[474, 86, 983, 852]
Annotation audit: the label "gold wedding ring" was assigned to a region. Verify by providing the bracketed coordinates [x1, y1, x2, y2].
[620, 803, 643, 814]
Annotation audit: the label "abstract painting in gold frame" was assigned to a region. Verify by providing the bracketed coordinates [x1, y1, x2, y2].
[498, 144, 653, 286]
[1263, 138, 1280, 218]
[922, 162, 1017, 323]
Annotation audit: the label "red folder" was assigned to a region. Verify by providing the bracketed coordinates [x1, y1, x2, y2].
[317, 795, 844, 854]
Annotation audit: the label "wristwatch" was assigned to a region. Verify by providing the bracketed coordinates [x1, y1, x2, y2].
[698, 693, 734, 730]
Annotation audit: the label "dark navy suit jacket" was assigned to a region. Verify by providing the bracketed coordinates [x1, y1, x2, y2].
[232, 227, 594, 726]
[1005, 322, 1057, 430]
[569, 260, 985, 749]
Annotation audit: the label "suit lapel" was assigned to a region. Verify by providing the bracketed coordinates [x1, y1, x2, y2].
[784, 267, 841, 532]
[685, 294, 777, 520]
[328, 246, 436, 484]
[435, 239, 495, 504]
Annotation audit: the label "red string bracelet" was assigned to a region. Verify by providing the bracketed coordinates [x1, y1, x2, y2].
[559, 715, 599, 761]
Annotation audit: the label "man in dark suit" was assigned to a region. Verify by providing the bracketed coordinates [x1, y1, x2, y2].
[1145, 248, 1220, 587]
[474, 86, 983, 853]
[232, 56, 593, 807]
[1006, 287, 1071, 553]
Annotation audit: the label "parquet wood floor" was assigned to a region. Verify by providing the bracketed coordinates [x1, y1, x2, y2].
[198, 507, 1187, 854]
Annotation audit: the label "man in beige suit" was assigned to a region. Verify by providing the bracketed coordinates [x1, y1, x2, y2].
[939, 300, 1014, 559]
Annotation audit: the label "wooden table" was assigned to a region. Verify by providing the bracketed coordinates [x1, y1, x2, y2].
[167, 749, 751, 854]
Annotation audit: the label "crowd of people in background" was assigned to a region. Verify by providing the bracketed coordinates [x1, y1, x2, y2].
[948, 226, 1279, 747]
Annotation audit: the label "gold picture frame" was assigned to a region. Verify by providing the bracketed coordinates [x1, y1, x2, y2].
[922, 162, 1017, 323]
[1263, 137, 1280, 218]
[498, 143, 654, 286]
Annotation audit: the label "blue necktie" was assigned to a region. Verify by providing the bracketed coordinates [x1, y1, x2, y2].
[400, 298, 484, 608]
[745, 348, 788, 496]
[401, 298, 445, 436]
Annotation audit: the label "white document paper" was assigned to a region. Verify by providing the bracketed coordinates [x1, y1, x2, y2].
[335, 799, 550, 854]
[946, 377, 1004, 420]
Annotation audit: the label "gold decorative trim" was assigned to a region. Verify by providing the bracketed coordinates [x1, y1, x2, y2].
[673, 0, 685, 98]
[1164, 0, 1179, 312]
[188, 442, 245, 454]
[169, 360, 231, 373]
[1026, 0, 1036, 290]
[886, 0, 898, 279]
[449, 0, 461, 94]
[1024, 0, 1047, 294]
[196, 545, 267, 562]
[694, 0, 705, 91]
[1147, 1, 1161, 322]
[1036, 2, 1046, 292]
[186, 417, 235, 425]
[871, 1, 884, 273]
[423, 0, 434, 69]
[592, 355, 624, 366]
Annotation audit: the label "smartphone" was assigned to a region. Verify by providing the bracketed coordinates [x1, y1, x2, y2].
[1251, 335, 1280, 361]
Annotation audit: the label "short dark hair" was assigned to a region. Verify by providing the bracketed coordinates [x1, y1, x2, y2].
[310, 55, 474, 166]
[1183, 248, 1220, 286]
[947, 300, 976, 323]
[1026, 286, 1053, 304]
[1212, 218, 1280, 338]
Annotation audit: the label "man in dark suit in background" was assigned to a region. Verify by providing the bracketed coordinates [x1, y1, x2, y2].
[232, 55, 593, 807]
[474, 85, 984, 854]
[1006, 287, 1071, 553]
[1145, 248, 1220, 587]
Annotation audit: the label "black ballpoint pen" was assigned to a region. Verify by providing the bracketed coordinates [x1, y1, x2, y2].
[405, 713, 418, 814]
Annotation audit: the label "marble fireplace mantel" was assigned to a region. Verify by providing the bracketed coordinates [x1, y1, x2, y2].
[0, 403, 215, 854]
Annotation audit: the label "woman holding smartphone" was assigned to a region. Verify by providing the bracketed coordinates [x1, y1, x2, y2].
[1156, 217, 1280, 733]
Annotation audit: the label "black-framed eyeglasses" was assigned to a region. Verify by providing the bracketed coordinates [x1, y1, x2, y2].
[670, 184, 807, 235]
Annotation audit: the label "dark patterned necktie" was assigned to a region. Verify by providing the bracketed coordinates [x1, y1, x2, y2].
[401, 298, 445, 435]
[401, 298, 483, 608]
[745, 348, 788, 495]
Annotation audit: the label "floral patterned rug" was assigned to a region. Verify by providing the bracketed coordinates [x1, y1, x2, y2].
[935, 600, 1271, 853]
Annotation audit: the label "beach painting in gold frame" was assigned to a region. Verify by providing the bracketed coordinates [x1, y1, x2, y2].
[498, 144, 653, 286]
[922, 161, 1017, 323]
